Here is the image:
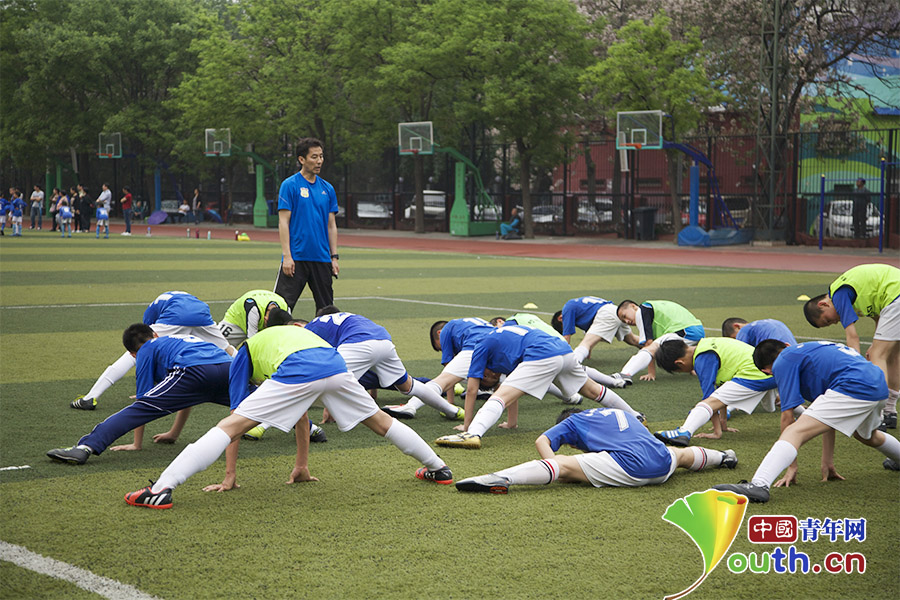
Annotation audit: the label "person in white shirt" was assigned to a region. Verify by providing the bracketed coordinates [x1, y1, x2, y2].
[30, 185, 44, 230]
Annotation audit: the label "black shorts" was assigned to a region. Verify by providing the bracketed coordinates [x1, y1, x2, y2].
[274, 259, 334, 314]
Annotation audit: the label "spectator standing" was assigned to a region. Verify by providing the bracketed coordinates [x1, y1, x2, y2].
[49, 188, 60, 232]
[96, 183, 112, 216]
[30, 185, 44, 230]
[274, 137, 340, 314]
[121, 186, 133, 235]
[77, 184, 92, 233]
[852, 178, 870, 239]
[191, 188, 202, 224]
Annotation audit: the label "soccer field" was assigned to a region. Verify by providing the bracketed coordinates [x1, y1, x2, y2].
[0, 234, 896, 600]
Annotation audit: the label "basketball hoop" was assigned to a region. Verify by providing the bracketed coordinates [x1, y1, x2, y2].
[625, 143, 643, 151]
[205, 151, 221, 158]
[98, 153, 113, 159]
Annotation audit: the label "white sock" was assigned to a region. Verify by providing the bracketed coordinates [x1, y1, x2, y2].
[792, 405, 806, 418]
[383, 419, 444, 470]
[572, 346, 589, 363]
[152, 427, 232, 493]
[582, 365, 619, 387]
[85, 352, 136, 399]
[682, 404, 714, 435]
[546, 383, 565, 400]
[751, 439, 797, 488]
[596, 388, 640, 417]
[875, 432, 900, 462]
[408, 378, 459, 415]
[621, 349, 653, 376]
[687, 447, 724, 471]
[886, 389, 898, 414]
[467, 397, 505, 437]
[495, 459, 560, 485]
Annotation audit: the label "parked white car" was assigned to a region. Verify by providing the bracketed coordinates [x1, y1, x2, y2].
[814, 200, 880, 238]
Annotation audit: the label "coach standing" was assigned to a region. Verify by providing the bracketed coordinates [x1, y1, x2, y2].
[275, 137, 340, 315]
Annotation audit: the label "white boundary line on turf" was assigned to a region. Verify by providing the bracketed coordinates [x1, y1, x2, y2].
[0, 465, 31, 471]
[0, 296, 854, 345]
[0, 541, 161, 600]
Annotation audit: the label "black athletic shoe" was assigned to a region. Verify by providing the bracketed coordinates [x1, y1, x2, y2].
[46, 446, 90, 465]
[125, 482, 173, 509]
[719, 449, 738, 470]
[455, 474, 510, 494]
[415, 465, 453, 485]
[70, 396, 97, 410]
[713, 480, 770, 503]
[884, 458, 899, 472]
[310, 424, 328, 443]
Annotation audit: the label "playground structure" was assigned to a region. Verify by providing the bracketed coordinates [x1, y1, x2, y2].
[617, 110, 754, 247]
[399, 121, 500, 237]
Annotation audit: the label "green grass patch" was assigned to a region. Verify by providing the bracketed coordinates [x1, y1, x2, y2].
[1, 233, 895, 599]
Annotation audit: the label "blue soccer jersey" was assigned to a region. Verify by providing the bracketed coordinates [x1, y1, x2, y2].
[693, 352, 776, 400]
[11, 198, 26, 217]
[228, 341, 346, 409]
[142, 291, 215, 327]
[277, 171, 338, 263]
[543, 407, 672, 479]
[439, 318, 495, 364]
[772, 341, 888, 411]
[134, 336, 232, 398]
[736, 319, 797, 346]
[305, 312, 391, 346]
[468, 326, 572, 378]
[831, 286, 859, 328]
[560, 296, 612, 337]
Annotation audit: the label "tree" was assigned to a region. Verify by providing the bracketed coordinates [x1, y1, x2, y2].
[2, 0, 203, 178]
[580, 12, 724, 236]
[462, 0, 595, 239]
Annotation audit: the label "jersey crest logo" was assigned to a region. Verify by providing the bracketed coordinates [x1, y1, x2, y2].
[300, 187, 310, 198]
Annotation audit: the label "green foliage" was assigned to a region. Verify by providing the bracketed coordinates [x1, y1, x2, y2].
[1, 233, 897, 600]
[2, 0, 204, 169]
[581, 11, 724, 138]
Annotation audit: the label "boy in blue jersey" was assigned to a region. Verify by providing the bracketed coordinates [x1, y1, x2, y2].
[715, 340, 900, 502]
[71, 291, 234, 413]
[614, 299, 706, 383]
[95, 203, 109, 238]
[552, 296, 640, 362]
[435, 325, 642, 449]
[456, 407, 737, 493]
[274, 137, 340, 313]
[653, 337, 779, 446]
[305, 306, 464, 419]
[722, 317, 797, 346]
[0, 192, 8, 235]
[46, 325, 232, 465]
[382, 317, 497, 420]
[124, 325, 453, 509]
[804, 265, 900, 431]
[10, 190, 26, 236]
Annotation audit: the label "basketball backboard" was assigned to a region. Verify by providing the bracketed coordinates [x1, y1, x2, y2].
[616, 110, 664, 150]
[97, 132, 122, 159]
[205, 128, 232, 157]
[398, 122, 434, 155]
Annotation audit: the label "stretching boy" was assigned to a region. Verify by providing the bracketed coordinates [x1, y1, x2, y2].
[804, 264, 900, 430]
[304, 306, 464, 419]
[722, 317, 797, 346]
[715, 340, 900, 502]
[435, 325, 642, 450]
[71, 291, 235, 411]
[615, 299, 705, 383]
[456, 407, 736, 493]
[382, 317, 496, 420]
[215, 290, 318, 442]
[653, 337, 777, 446]
[552, 296, 640, 364]
[124, 324, 453, 509]
[47, 326, 232, 464]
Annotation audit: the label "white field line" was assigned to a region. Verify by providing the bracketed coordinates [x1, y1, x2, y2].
[0, 295, 855, 345]
[0, 541, 161, 600]
[0, 465, 31, 471]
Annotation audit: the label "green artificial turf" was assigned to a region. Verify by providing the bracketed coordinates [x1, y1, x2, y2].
[0, 233, 896, 600]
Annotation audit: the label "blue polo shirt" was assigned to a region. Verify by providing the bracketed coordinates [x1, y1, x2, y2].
[560, 296, 612, 336]
[468, 326, 571, 378]
[277, 171, 338, 263]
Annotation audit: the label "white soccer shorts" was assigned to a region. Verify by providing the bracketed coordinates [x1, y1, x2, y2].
[501, 353, 587, 400]
[575, 448, 677, 487]
[804, 389, 887, 438]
